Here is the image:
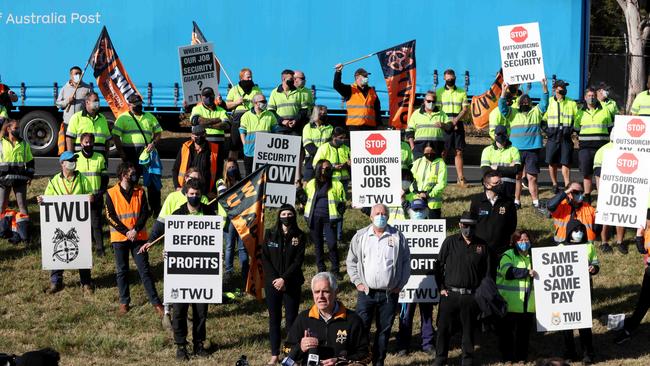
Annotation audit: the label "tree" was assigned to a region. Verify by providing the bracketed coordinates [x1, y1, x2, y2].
[617, 0, 650, 111]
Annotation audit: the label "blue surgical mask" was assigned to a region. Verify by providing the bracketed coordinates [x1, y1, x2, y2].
[373, 214, 387, 229]
[411, 210, 426, 220]
[516, 241, 531, 252]
[573, 193, 584, 203]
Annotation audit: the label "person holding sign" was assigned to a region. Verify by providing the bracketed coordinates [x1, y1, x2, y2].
[410, 143, 447, 219]
[480, 125, 521, 201]
[139, 178, 215, 360]
[544, 80, 578, 194]
[225, 68, 262, 160]
[547, 182, 597, 246]
[262, 204, 306, 365]
[333, 64, 381, 130]
[406, 91, 448, 159]
[37, 151, 94, 295]
[239, 93, 279, 175]
[302, 105, 334, 181]
[496, 230, 536, 363]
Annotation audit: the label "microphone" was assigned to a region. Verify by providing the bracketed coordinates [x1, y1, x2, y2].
[306, 351, 319, 366]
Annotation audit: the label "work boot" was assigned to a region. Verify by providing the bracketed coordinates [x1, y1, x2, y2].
[636, 236, 646, 254]
[599, 242, 613, 253]
[16, 217, 30, 243]
[616, 242, 629, 255]
[45, 282, 63, 294]
[176, 345, 190, 361]
[614, 329, 631, 345]
[118, 304, 130, 315]
[193, 341, 209, 357]
[552, 185, 560, 194]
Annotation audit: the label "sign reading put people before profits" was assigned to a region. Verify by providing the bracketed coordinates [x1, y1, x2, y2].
[164, 215, 223, 304]
[253, 133, 301, 207]
[178, 42, 218, 105]
[351, 130, 401, 207]
[393, 219, 446, 303]
[532, 245, 592, 332]
[498, 22, 545, 84]
[40, 195, 92, 270]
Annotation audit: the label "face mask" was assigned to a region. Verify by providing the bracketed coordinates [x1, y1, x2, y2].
[445, 79, 456, 87]
[508, 85, 518, 94]
[132, 104, 143, 114]
[424, 101, 434, 110]
[82, 145, 93, 155]
[321, 167, 333, 180]
[495, 135, 508, 147]
[88, 101, 99, 112]
[257, 102, 267, 111]
[72, 74, 81, 83]
[586, 97, 597, 106]
[425, 153, 435, 161]
[279, 217, 292, 226]
[373, 214, 388, 229]
[129, 174, 138, 183]
[411, 210, 426, 220]
[570, 230, 584, 243]
[359, 77, 369, 86]
[573, 193, 584, 204]
[10, 129, 21, 139]
[63, 161, 76, 171]
[491, 183, 505, 195]
[558, 89, 567, 96]
[601, 90, 609, 98]
[519, 104, 531, 113]
[460, 226, 475, 239]
[239, 80, 254, 89]
[332, 139, 343, 147]
[202, 97, 214, 106]
[516, 241, 531, 252]
[401, 180, 411, 190]
[187, 196, 201, 207]
[227, 167, 239, 178]
[285, 78, 295, 87]
[194, 136, 206, 145]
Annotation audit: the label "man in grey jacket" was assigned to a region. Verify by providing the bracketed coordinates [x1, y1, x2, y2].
[346, 203, 411, 366]
[56, 66, 92, 154]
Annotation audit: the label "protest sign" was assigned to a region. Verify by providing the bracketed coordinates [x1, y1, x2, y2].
[351, 130, 401, 207]
[178, 42, 218, 105]
[394, 219, 446, 303]
[40, 195, 92, 270]
[164, 215, 223, 303]
[611, 115, 650, 153]
[498, 22, 545, 84]
[532, 244, 592, 331]
[253, 132, 301, 207]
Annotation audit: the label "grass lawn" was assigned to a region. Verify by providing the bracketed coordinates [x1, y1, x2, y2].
[0, 177, 649, 365]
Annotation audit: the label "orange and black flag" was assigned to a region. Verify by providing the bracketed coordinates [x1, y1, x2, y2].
[470, 70, 504, 130]
[218, 165, 268, 300]
[376, 40, 416, 129]
[88, 26, 141, 117]
[191, 21, 220, 84]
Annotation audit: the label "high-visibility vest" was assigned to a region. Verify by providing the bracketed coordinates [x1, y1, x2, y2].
[346, 84, 377, 127]
[545, 97, 578, 131]
[157, 190, 210, 223]
[190, 104, 229, 142]
[268, 86, 302, 120]
[401, 141, 413, 169]
[551, 200, 597, 243]
[176, 140, 219, 191]
[508, 106, 544, 150]
[411, 157, 447, 210]
[107, 184, 148, 242]
[226, 84, 263, 112]
[600, 99, 618, 116]
[0, 138, 34, 181]
[435, 86, 467, 116]
[113, 111, 162, 149]
[497, 249, 535, 313]
[592, 141, 614, 171]
[488, 106, 514, 139]
[406, 108, 447, 142]
[66, 110, 112, 153]
[303, 179, 346, 221]
[312, 143, 351, 181]
[297, 86, 314, 112]
[44, 171, 92, 195]
[387, 206, 406, 224]
[302, 123, 334, 156]
[631, 90, 650, 116]
[75, 151, 106, 194]
[480, 145, 521, 182]
[576, 106, 612, 141]
[239, 109, 278, 157]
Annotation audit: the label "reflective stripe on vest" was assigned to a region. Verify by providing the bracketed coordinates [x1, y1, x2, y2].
[346, 84, 377, 127]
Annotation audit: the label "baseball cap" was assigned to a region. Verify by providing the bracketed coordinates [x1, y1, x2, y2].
[354, 68, 370, 77]
[201, 87, 215, 96]
[555, 80, 570, 88]
[411, 199, 427, 211]
[459, 211, 478, 226]
[59, 151, 78, 162]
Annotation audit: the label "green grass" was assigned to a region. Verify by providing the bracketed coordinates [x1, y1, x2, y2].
[0, 178, 649, 365]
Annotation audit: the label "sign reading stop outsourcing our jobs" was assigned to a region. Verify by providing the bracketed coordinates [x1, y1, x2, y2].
[532, 245, 592, 332]
[253, 133, 301, 207]
[611, 115, 650, 153]
[178, 42, 218, 105]
[164, 215, 223, 304]
[351, 130, 401, 208]
[498, 22, 545, 84]
[595, 150, 650, 229]
[40, 195, 93, 270]
[393, 219, 446, 303]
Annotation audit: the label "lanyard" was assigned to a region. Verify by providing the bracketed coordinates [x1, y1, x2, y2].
[61, 174, 78, 195]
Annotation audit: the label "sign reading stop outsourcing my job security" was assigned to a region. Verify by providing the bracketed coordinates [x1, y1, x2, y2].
[532, 245, 592, 332]
[595, 150, 650, 229]
[164, 215, 223, 303]
[611, 115, 650, 153]
[40, 195, 93, 270]
[351, 130, 401, 207]
[498, 22, 545, 84]
[178, 42, 218, 105]
[394, 219, 446, 303]
[253, 132, 301, 207]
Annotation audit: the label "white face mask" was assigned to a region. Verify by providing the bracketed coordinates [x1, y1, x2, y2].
[63, 161, 76, 171]
[72, 74, 81, 83]
[570, 230, 584, 243]
[360, 77, 369, 86]
[257, 102, 267, 111]
[425, 101, 434, 110]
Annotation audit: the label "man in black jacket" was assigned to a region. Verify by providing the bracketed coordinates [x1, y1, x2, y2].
[284, 272, 371, 365]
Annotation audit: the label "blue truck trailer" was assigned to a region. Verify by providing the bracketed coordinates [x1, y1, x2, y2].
[0, 0, 590, 155]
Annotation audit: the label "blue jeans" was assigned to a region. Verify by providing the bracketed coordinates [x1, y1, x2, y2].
[356, 290, 399, 366]
[224, 222, 249, 280]
[50, 269, 91, 285]
[396, 302, 435, 351]
[113, 240, 161, 305]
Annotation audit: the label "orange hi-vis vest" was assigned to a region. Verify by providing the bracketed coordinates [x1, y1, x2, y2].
[177, 140, 219, 190]
[107, 184, 148, 242]
[551, 200, 596, 243]
[346, 84, 377, 127]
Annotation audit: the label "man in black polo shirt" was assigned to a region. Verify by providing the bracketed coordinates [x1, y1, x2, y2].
[434, 211, 489, 366]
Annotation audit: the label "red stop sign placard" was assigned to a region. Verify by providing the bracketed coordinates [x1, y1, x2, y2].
[617, 153, 639, 174]
[627, 118, 646, 138]
[365, 133, 387, 155]
[510, 26, 528, 43]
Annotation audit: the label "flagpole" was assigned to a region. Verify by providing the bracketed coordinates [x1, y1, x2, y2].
[64, 60, 91, 112]
[336, 52, 377, 68]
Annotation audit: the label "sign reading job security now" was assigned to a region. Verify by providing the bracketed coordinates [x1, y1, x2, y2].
[164, 215, 223, 303]
[253, 133, 302, 208]
[498, 22, 545, 84]
[394, 219, 446, 303]
[178, 42, 218, 105]
[351, 130, 401, 207]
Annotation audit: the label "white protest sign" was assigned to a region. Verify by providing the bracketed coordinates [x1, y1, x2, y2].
[40, 195, 92, 270]
[164, 215, 223, 303]
[532, 245, 592, 331]
[611, 115, 650, 153]
[351, 130, 401, 207]
[178, 42, 218, 105]
[595, 150, 649, 228]
[498, 22, 545, 84]
[253, 132, 301, 207]
[394, 219, 446, 303]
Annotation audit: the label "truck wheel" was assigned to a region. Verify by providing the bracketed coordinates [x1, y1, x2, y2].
[102, 110, 119, 157]
[19, 111, 59, 156]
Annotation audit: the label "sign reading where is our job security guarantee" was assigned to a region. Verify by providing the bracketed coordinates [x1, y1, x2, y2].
[498, 22, 545, 84]
[40, 195, 92, 270]
[164, 215, 223, 303]
[178, 42, 218, 105]
[351, 130, 401, 207]
[611, 115, 650, 153]
[394, 219, 446, 303]
[532, 245, 592, 332]
[253, 132, 302, 207]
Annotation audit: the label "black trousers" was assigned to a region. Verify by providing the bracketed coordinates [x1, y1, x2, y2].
[497, 312, 534, 362]
[625, 266, 650, 332]
[562, 328, 594, 358]
[244, 156, 254, 176]
[310, 215, 339, 273]
[172, 303, 208, 346]
[265, 283, 301, 356]
[90, 196, 104, 254]
[125, 153, 161, 218]
[435, 292, 479, 366]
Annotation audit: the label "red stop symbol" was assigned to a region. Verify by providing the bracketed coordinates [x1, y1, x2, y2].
[365, 133, 387, 155]
[510, 26, 528, 43]
[627, 118, 646, 138]
[617, 153, 639, 174]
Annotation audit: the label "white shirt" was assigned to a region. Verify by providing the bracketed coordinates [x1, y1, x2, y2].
[363, 229, 397, 290]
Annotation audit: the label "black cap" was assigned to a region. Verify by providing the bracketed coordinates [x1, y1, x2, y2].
[127, 94, 143, 105]
[494, 125, 508, 136]
[555, 79, 570, 88]
[354, 68, 370, 77]
[459, 211, 478, 225]
[191, 125, 206, 135]
[201, 87, 215, 96]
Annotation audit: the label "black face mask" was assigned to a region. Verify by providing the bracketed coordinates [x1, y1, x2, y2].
[285, 78, 295, 88]
[82, 145, 94, 156]
[425, 153, 435, 161]
[129, 174, 138, 183]
[508, 85, 518, 94]
[445, 79, 456, 87]
[10, 129, 21, 139]
[239, 79, 254, 93]
[461, 226, 475, 239]
[194, 136, 206, 145]
[332, 139, 343, 147]
[519, 104, 531, 112]
[558, 89, 567, 96]
[187, 196, 201, 207]
[132, 104, 143, 114]
[202, 96, 215, 107]
[279, 217, 292, 226]
[321, 167, 333, 180]
[491, 183, 505, 195]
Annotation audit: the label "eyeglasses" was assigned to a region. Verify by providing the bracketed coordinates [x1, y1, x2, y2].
[425, 99, 435, 103]
[258, 100, 267, 104]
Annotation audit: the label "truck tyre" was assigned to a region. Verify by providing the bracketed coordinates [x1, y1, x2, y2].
[19, 110, 58, 156]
